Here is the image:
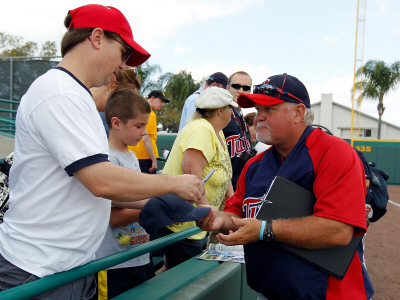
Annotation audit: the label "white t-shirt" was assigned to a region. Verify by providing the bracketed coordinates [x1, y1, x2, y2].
[0, 67, 111, 277]
[254, 142, 271, 153]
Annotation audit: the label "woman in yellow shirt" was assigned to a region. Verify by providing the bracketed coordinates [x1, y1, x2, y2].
[158, 86, 235, 273]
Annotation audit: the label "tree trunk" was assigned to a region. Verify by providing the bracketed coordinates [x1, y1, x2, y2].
[377, 94, 385, 140]
[377, 114, 382, 140]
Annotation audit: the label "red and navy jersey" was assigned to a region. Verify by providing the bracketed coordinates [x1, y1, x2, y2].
[222, 107, 251, 190]
[224, 127, 371, 299]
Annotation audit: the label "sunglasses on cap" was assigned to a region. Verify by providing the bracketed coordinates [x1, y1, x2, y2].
[230, 83, 251, 91]
[253, 83, 304, 104]
[110, 38, 133, 63]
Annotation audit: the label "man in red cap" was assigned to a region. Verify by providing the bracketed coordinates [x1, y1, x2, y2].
[0, 4, 204, 299]
[197, 73, 373, 299]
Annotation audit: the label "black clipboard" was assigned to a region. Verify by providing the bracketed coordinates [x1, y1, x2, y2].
[256, 176, 363, 280]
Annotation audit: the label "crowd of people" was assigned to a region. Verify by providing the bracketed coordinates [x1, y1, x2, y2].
[0, 4, 375, 300]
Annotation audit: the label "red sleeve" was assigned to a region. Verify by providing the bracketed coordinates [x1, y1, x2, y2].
[224, 152, 265, 218]
[308, 133, 367, 236]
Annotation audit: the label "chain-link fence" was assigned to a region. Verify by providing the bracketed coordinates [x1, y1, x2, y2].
[0, 56, 60, 137]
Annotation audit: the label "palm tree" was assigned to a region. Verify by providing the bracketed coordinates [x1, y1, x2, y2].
[355, 60, 400, 139]
[164, 70, 200, 110]
[136, 61, 163, 95]
[155, 70, 201, 132]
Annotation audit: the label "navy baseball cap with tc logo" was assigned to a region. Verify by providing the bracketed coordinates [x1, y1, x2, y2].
[238, 73, 310, 108]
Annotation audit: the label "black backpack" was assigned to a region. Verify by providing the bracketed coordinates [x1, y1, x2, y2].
[365, 162, 390, 222]
[355, 150, 389, 222]
[0, 152, 13, 223]
[312, 125, 390, 222]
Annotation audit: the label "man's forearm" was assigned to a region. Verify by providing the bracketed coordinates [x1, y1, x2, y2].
[75, 161, 203, 202]
[112, 199, 148, 209]
[272, 215, 354, 249]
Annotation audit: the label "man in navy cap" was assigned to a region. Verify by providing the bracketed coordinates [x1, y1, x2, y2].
[198, 73, 373, 299]
[178, 72, 228, 132]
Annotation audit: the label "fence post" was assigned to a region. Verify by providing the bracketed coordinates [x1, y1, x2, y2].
[9, 58, 13, 118]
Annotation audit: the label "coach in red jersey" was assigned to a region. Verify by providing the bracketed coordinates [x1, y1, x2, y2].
[197, 73, 373, 299]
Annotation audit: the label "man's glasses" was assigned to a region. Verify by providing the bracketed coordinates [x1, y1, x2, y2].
[230, 83, 251, 91]
[111, 38, 132, 63]
[253, 83, 303, 104]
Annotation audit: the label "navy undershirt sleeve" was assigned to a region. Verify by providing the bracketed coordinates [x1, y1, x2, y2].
[65, 154, 109, 176]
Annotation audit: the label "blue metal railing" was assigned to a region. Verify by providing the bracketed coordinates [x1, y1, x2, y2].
[0, 98, 18, 138]
[0, 227, 202, 299]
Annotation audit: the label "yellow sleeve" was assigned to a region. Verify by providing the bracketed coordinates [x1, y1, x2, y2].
[179, 121, 217, 163]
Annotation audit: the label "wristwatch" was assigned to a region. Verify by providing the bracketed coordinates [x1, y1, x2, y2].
[263, 219, 275, 242]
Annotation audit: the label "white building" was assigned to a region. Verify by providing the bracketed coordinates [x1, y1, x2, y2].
[311, 94, 400, 140]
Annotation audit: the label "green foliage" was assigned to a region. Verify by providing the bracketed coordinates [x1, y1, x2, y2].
[355, 60, 400, 101]
[40, 41, 57, 57]
[155, 101, 182, 133]
[1, 40, 38, 57]
[0, 32, 22, 50]
[154, 70, 201, 132]
[164, 70, 200, 111]
[136, 61, 163, 95]
[0, 32, 56, 57]
[354, 59, 400, 139]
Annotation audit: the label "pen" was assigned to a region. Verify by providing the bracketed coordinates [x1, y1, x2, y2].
[201, 169, 215, 184]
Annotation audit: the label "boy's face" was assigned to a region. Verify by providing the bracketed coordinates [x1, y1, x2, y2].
[118, 113, 150, 146]
[151, 97, 166, 111]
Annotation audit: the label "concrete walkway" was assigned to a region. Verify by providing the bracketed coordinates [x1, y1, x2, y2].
[0, 135, 14, 157]
[365, 185, 400, 298]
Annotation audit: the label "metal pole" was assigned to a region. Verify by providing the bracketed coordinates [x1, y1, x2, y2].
[9, 58, 14, 119]
[350, 0, 360, 146]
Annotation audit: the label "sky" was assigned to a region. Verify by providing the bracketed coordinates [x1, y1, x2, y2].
[1, 0, 399, 126]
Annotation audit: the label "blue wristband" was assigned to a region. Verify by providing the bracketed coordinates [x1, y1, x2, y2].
[259, 220, 266, 240]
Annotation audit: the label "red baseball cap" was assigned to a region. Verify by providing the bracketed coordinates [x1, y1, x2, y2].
[69, 4, 150, 67]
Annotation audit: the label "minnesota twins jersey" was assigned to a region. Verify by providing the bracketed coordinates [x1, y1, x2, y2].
[223, 107, 251, 190]
[224, 127, 371, 299]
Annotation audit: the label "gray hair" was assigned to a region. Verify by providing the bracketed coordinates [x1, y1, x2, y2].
[288, 103, 314, 126]
[304, 108, 314, 126]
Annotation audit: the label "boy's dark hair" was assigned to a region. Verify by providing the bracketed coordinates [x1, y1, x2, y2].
[61, 12, 124, 57]
[105, 89, 151, 129]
